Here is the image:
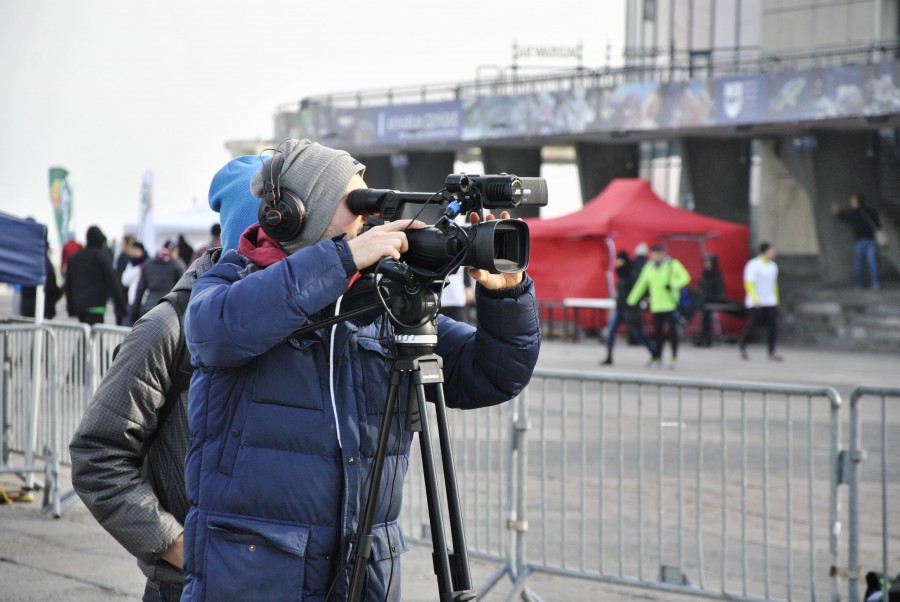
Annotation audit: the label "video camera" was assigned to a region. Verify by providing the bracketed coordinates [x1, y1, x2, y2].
[348, 173, 548, 277]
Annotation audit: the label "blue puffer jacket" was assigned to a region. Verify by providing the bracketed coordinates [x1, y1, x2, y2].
[181, 237, 540, 601]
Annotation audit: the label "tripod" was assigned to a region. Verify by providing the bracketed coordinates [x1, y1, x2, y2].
[347, 316, 476, 602]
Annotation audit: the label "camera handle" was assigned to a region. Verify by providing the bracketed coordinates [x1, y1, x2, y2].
[348, 318, 476, 602]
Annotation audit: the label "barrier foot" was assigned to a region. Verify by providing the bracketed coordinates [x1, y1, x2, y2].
[477, 563, 511, 598]
[503, 566, 543, 602]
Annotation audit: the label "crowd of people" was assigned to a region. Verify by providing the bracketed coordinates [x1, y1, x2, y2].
[601, 240, 785, 367]
[19, 223, 223, 329]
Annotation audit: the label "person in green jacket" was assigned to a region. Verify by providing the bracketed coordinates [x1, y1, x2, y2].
[627, 244, 691, 368]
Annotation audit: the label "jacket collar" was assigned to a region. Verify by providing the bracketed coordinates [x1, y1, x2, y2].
[237, 224, 288, 267]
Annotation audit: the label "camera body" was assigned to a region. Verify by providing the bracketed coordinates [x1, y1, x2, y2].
[348, 173, 548, 276]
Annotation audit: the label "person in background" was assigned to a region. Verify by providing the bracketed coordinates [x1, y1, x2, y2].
[64, 225, 127, 325]
[695, 254, 725, 347]
[176, 235, 194, 266]
[601, 250, 655, 365]
[60, 230, 83, 281]
[439, 267, 475, 323]
[131, 241, 186, 324]
[21, 238, 62, 320]
[70, 156, 263, 602]
[120, 242, 149, 327]
[115, 235, 137, 282]
[112, 235, 137, 324]
[831, 194, 882, 291]
[739, 242, 783, 361]
[190, 223, 221, 262]
[626, 244, 691, 369]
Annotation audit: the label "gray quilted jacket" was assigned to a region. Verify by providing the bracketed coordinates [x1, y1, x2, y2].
[70, 249, 219, 588]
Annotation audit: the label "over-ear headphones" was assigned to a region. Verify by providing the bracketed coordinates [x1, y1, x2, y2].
[257, 150, 306, 242]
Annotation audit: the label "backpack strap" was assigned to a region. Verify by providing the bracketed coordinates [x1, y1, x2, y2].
[155, 287, 194, 433]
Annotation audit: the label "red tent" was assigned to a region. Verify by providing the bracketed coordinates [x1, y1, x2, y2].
[525, 179, 751, 329]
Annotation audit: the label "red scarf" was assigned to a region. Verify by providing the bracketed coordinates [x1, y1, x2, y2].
[237, 224, 288, 267]
[236, 224, 362, 287]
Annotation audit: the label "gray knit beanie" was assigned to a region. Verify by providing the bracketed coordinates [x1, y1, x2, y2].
[250, 139, 365, 254]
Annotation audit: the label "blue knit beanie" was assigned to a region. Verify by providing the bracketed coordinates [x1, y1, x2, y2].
[209, 156, 263, 251]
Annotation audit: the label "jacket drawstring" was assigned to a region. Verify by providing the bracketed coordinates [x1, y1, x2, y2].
[329, 295, 344, 448]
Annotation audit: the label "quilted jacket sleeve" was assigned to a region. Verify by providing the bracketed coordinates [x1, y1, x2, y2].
[69, 303, 183, 566]
[185, 242, 350, 369]
[436, 274, 541, 409]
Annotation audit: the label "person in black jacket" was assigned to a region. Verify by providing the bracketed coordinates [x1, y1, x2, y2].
[696, 254, 725, 347]
[65, 225, 127, 325]
[131, 241, 186, 324]
[601, 250, 655, 365]
[831, 194, 882, 291]
[21, 239, 62, 320]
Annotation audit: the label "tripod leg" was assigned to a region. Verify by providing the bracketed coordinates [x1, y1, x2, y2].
[431, 376, 474, 593]
[412, 369, 455, 595]
[348, 372, 402, 602]
[412, 356, 476, 601]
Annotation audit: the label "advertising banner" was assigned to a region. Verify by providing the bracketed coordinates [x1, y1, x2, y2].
[48, 167, 72, 246]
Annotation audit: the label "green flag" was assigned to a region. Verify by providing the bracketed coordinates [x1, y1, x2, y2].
[48, 167, 72, 246]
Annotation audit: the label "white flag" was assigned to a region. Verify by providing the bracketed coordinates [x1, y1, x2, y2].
[138, 170, 156, 255]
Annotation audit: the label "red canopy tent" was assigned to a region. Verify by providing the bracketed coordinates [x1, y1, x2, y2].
[525, 179, 751, 331]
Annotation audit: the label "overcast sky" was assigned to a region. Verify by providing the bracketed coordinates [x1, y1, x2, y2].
[0, 0, 624, 245]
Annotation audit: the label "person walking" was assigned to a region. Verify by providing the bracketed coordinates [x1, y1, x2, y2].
[131, 241, 186, 324]
[190, 223, 221, 262]
[831, 194, 882, 291]
[626, 244, 691, 369]
[60, 230, 83, 282]
[601, 250, 655, 365]
[696, 254, 725, 347]
[64, 225, 127, 325]
[21, 238, 62, 320]
[176, 234, 194, 266]
[120, 242, 149, 327]
[739, 242, 783, 361]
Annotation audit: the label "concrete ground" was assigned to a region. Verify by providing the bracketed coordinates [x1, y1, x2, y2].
[0, 333, 896, 601]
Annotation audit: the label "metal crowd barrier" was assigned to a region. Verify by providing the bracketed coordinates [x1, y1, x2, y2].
[0, 323, 64, 515]
[847, 385, 900, 602]
[1, 320, 130, 516]
[403, 369, 845, 602]
[90, 324, 132, 388]
[2, 319, 894, 601]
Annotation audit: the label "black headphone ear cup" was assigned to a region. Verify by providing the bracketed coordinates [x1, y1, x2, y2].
[261, 189, 305, 242]
[257, 152, 306, 242]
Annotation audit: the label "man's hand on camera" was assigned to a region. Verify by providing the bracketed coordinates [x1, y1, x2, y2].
[347, 219, 425, 270]
[468, 211, 525, 290]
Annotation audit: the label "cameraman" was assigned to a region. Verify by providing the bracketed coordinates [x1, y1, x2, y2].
[181, 139, 541, 601]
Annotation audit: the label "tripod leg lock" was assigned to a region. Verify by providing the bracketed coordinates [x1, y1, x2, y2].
[351, 534, 374, 561]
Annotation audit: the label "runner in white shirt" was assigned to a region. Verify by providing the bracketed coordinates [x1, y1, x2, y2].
[739, 242, 783, 361]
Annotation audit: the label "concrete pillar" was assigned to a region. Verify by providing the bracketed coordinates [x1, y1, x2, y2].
[354, 155, 393, 190]
[575, 142, 639, 203]
[681, 138, 751, 224]
[481, 147, 543, 218]
[391, 151, 456, 193]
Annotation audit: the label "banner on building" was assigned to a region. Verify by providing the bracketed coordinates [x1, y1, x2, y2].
[48, 167, 72, 246]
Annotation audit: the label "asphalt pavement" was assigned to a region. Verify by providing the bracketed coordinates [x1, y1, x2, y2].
[0, 336, 895, 601]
